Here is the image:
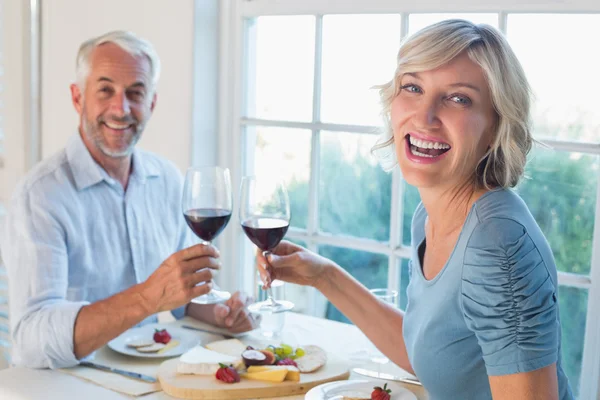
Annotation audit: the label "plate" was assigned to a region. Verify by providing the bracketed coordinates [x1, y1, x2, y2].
[305, 379, 418, 400]
[108, 323, 200, 358]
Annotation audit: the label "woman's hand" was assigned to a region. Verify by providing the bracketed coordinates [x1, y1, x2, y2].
[257, 240, 335, 290]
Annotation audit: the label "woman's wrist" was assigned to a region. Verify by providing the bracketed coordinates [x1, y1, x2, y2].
[314, 261, 339, 294]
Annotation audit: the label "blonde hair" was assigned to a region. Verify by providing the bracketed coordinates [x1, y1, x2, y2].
[75, 30, 161, 94]
[373, 19, 533, 189]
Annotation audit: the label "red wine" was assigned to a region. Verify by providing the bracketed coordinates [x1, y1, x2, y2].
[184, 208, 232, 242]
[241, 217, 289, 251]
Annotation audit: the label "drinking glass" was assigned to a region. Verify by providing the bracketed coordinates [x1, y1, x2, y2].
[239, 176, 294, 313]
[182, 166, 232, 304]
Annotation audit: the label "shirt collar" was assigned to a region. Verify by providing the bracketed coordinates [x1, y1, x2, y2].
[66, 132, 161, 191]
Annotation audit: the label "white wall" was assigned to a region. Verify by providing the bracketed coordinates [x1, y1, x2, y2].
[40, 0, 196, 172]
[0, 1, 27, 205]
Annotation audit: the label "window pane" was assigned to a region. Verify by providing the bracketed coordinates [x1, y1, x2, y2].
[508, 14, 600, 142]
[558, 286, 587, 397]
[251, 127, 312, 230]
[321, 14, 401, 126]
[320, 245, 388, 324]
[401, 182, 421, 246]
[248, 16, 315, 122]
[516, 148, 598, 275]
[399, 258, 411, 310]
[319, 131, 391, 241]
[408, 13, 498, 35]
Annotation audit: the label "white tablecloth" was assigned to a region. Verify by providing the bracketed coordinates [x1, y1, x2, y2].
[0, 312, 427, 400]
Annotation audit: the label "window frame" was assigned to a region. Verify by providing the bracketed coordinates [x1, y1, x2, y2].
[216, 1, 600, 397]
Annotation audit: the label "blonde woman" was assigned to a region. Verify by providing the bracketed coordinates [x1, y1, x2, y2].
[257, 20, 573, 400]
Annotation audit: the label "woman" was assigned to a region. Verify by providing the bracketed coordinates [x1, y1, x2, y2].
[257, 20, 573, 399]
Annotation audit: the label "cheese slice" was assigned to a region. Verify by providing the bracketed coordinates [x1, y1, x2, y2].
[177, 346, 240, 375]
[240, 368, 288, 383]
[205, 338, 247, 358]
[246, 365, 300, 381]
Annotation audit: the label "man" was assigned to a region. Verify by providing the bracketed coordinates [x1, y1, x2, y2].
[1, 31, 257, 369]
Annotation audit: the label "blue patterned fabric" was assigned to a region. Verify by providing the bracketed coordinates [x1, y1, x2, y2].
[402, 189, 573, 399]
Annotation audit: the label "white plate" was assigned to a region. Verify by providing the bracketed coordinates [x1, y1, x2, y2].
[108, 323, 201, 358]
[305, 379, 418, 400]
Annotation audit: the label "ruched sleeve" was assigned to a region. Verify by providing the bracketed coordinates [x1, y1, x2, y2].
[461, 218, 559, 376]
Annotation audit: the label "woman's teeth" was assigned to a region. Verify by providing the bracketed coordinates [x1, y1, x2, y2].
[408, 135, 450, 150]
[407, 135, 451, 158]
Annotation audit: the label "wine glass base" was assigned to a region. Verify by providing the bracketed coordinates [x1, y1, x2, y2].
[249, 299, 294, 314]
[191, 289, 231, 305]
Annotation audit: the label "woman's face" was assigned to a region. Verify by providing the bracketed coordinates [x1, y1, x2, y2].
[390, 52, 496, 192]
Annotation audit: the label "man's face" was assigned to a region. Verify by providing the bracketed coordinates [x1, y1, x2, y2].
[71, 43, 156, 160]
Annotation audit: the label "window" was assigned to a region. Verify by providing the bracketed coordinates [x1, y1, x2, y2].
[219, 1, 600, 398]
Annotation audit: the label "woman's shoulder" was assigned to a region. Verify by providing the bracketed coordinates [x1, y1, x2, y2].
[472, 188, 530, 222]
[468, 189, 535, 245]
[464, 189, 556, 274]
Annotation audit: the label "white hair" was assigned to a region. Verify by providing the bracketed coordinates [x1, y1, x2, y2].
[75, 30, 161, 93]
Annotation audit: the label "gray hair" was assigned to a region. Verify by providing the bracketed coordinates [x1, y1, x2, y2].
[373, 19, 533, 189]
[75, 30, 161, 93]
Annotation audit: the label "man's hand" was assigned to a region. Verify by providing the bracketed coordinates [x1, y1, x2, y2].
[187, 291, 260, 334]
[140, 243, 221, 314]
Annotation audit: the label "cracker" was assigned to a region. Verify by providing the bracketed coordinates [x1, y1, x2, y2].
[136, 343, 166, 353]
[126, 339, 156, 348]
[295, 345, 327, 373]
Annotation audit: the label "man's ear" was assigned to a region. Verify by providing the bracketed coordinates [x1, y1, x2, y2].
[150, 92, 157, 113]
[70, 83, 83, 114]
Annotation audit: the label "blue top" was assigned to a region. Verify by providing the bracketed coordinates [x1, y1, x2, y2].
[1, 133, 194, 368]
[402, 189, 573, 399]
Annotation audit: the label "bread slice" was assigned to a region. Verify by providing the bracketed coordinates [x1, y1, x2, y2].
[295, 345, 327, 373]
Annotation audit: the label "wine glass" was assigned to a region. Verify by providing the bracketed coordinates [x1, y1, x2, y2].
[239, 176, 294, 313]
[182, 166, 232, 304]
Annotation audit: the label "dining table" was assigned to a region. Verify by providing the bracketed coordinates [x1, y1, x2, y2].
[0, 312, 427, 400]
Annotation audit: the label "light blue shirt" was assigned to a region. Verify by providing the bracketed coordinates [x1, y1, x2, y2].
[1, 133, 194, 368]
[403, 189, 573, 399]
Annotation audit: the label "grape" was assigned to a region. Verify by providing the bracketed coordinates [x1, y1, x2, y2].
[281, 344, 293, 356]
[295, 348, 305, 357]
[275, 347, 285, 357]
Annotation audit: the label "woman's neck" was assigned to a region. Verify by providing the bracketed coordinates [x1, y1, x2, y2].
[419, 183, 488, 242]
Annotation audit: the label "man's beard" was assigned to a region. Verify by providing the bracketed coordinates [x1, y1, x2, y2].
[81, 105, 145, 158]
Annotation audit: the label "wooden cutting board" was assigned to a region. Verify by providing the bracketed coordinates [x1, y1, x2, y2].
[157, 353, 350, 399]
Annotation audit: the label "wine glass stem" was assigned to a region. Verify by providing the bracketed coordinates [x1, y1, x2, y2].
[263, 250, 280, 307]
[266, 288, 279, 306]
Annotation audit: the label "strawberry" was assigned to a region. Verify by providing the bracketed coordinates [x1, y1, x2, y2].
[371, 383, 392, 400]
[275, 358, 298, 367]
[215, 363, 240, 383]
[153, 329, 171, 344]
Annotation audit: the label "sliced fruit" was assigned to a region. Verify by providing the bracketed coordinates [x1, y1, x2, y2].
[215, 363, 240, 384]
[260, 349, 277, 365]
[242, 349, 267, 366]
